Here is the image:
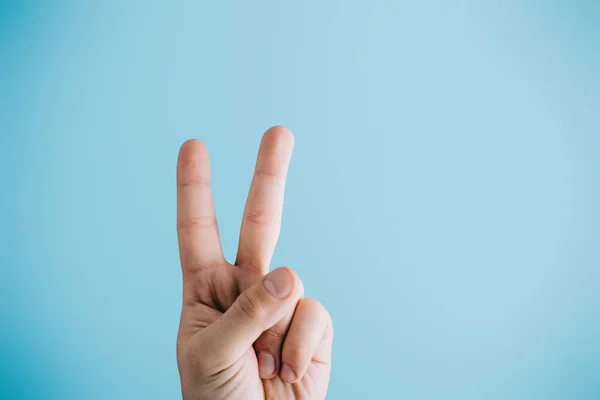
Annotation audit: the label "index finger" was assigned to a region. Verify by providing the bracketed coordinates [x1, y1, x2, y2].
[177, 139, 224, 273]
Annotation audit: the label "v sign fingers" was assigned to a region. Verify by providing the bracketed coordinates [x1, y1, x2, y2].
[175, 128, 333, 400]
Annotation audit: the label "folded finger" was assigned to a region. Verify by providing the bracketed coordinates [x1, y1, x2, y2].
[280, 298, 333, 383]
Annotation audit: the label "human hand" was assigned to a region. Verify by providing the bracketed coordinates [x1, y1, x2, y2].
[176, 126, 333, 400]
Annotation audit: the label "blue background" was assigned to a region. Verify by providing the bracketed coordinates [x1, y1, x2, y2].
[1, 1, 599, 399]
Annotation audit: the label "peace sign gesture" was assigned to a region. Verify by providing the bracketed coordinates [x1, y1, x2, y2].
[176, 126, 333, 400]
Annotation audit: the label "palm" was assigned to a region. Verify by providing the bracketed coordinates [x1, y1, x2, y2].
[179, 265, 330, 399]
[175, 127, 332, 400]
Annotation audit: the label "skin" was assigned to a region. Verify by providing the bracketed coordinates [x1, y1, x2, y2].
[176, 126, 334, 400]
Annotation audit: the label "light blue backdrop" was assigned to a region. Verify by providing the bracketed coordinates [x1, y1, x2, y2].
[1, 1, 599, 399]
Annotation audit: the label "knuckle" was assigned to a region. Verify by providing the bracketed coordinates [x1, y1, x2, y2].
[303, 298, 333, 337]
[254, 168, 286, 184]
[325, 316, 334, 340]
[304, 298, 328, 318]
[322, 305, 333, 326]
[235, 290, 264, 320]
[320, 305, 334, 338]
[303, 298, 323, 310]
[177, 216, 218, 231]
[242, 209, 277, 226]
[177, 177, 211, 189]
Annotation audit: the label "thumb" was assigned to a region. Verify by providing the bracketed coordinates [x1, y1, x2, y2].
[196, 267, 303, 371]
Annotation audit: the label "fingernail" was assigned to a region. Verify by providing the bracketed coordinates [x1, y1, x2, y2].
[263, 268, 293, 299]
[280, 364, 297, 383]
[257, 352, 276, 378]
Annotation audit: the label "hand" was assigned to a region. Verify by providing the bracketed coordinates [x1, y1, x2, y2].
[175, 126, 333, 400]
